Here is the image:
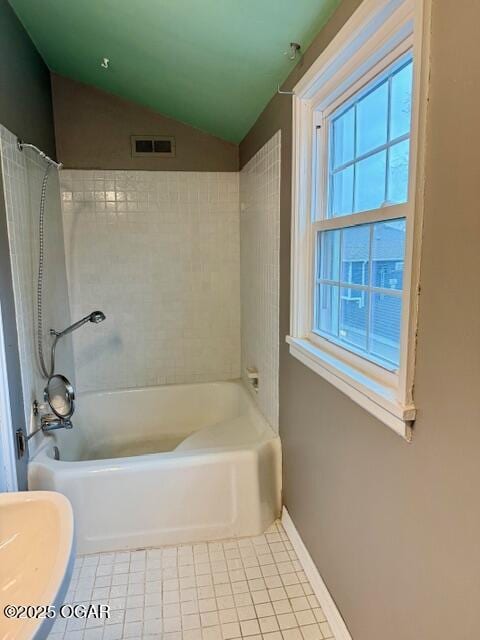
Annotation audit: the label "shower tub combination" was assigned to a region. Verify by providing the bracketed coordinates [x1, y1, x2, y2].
[29, 381, 281, 554]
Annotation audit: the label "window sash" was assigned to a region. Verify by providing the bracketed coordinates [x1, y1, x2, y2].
[308, 51, 413, 377]
[310, 217, 407, 368]
[312, 47, 414, 225]
[313, 218, 405, 372]
[324, 54, 413, 219]
[308, 205, 408, 344]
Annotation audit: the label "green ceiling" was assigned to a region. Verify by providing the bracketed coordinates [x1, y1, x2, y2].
[8, 0, 340, 143]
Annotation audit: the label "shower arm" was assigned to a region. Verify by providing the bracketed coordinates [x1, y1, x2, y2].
[16, 139, 63, 169]
[48, 311, 106, 374]
[50, 313, 99, 338]
[48, 315, 95, 372]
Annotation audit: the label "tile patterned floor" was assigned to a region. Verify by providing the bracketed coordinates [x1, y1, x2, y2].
[49, 522, 335, 640]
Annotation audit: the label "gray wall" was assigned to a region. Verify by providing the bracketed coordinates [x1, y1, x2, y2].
[51, 74, 239, 171]
[240, 1, 480, 639]
[0, 0, 57, 488]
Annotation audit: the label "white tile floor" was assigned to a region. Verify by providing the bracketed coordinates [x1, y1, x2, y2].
[49, 522, 335, 640]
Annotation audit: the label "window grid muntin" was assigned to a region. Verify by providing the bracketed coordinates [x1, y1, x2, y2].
[327, 56, 413, 218]
[331, 131, 409, 176]
[314, 218, 405, 371]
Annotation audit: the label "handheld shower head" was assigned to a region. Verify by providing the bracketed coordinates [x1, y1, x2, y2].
[89, 310, 106, 324]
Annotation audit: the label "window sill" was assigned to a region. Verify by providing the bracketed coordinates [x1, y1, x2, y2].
[286, 336, 415, 440]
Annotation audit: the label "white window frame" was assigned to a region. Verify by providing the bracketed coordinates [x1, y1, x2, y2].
[288, 0, 431, 440]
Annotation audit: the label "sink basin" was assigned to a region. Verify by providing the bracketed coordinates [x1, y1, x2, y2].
[0, 491, 75, 640]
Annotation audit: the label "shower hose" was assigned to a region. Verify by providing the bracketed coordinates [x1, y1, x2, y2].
[36, 163, 54, 379]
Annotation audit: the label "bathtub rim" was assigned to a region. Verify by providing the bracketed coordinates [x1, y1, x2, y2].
[71, 377, 254, 402]
[29, 379, 279, 470]
[30, 431, 279, 470]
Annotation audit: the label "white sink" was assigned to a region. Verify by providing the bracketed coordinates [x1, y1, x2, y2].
[0, 491, 75, 640]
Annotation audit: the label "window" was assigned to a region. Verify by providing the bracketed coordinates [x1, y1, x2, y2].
[288, 0, 430, 438]
[315, 57, 412, 372]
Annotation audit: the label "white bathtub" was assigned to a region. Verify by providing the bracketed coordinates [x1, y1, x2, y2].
[28, 381, 281, 554]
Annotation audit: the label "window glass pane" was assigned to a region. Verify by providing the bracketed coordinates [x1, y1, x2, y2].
[388, 139, 410, 204]
[341, 225, 370, 285]
[370, 293, 402, 366]
[318, 230, 340, 281]
[371, 219, 405, 290]
[339, 288, 368, 350]
[331, 166, 354, 216]
[390, 61, 413, 139]
[356, 81, 388, 155]
[317, 284, 339, 337]
[332, 106, 355, 168]
[315, 219, 405, 369]
[354, 150, 386, 212]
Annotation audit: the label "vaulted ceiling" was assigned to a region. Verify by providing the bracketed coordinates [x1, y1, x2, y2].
[8, 0, 340, 143]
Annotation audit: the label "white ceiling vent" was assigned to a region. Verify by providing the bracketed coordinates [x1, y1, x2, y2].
[131, 135, 176, 158]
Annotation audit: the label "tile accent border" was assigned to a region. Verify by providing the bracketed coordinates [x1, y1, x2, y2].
[281, 508, 352, 640]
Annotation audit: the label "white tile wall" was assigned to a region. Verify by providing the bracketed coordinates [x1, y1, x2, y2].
[240, 132, 281, 431]
[0, 125, 74, 445]
[2, 128, 280, 438]
[60, 171, 241, 392]
[49, 521, 335, 640]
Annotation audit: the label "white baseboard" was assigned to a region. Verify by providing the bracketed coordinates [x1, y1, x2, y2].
[282, 507, 352, 640]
